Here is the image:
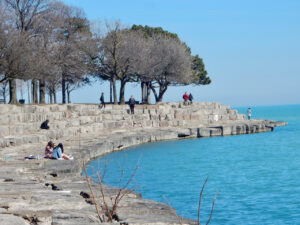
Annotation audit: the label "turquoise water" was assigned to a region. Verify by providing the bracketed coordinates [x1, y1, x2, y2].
[85, 105, 300, 224]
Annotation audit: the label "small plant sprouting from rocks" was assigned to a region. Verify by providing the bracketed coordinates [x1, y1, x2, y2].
[83, 160, 139, 223]
[163, 176, 218, 225]
[197, 176, 218, 225]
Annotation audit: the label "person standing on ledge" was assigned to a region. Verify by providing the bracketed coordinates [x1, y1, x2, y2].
[183, 92, 189, 105]
[99, 92, 105, 109]
[129, 95, 136, 114]
[247, 108, 251, 120]
[189, 93, 194, 104]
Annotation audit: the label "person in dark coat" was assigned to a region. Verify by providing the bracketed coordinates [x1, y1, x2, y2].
[99, 92, 105, 109]
[128, 96, 136, 114]
[40, 120, 50, 129]
[189, 93, 194, 104]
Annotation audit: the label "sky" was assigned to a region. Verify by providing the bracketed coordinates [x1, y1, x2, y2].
[60, 0, 300, 107]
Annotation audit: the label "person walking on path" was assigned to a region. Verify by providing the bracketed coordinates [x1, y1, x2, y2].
[189, 93, 194, 104]
[247, 108, 251, 120]
[99, 92, 105, 109]
[128, 95, 136, 114]
[183, 92, 189, 105]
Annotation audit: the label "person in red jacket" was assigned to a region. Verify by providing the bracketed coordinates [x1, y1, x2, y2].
[183, 92, 189, 105]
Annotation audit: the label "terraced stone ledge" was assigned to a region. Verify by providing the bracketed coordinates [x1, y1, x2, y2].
[0, 103, 287, 225]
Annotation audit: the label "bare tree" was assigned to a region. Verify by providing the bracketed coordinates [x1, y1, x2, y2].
[52, 3, 92, 103]
[2, 0, 49, 104]
[141, 34, 193, 103]
[97, 22, 148, 105]
[95, 21, 122, 105]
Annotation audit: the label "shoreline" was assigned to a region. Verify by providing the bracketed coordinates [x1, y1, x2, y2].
[0, 103, 287, 224]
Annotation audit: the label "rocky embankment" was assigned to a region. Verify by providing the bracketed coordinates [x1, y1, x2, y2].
[0, 103, 287, 225]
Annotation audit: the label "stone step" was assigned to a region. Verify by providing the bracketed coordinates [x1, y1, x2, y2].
[0, 111, 68, 125]
[0, 112, 247, 148]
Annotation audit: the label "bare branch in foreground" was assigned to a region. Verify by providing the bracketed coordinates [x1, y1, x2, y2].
[83, 162, 103, 223]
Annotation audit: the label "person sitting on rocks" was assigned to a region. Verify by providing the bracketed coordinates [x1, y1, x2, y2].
[40, 119, 50, 129]
[45, 141, 72, 160]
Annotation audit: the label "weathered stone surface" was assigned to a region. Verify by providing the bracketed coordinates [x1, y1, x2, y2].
[0, 214, 30, 225]
[0, 103, 287, 224]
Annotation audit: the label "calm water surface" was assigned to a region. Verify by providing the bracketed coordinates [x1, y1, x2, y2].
[85, 105, 300, 225]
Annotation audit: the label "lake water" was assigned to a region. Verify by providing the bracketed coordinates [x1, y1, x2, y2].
[85, 104, 300, 225]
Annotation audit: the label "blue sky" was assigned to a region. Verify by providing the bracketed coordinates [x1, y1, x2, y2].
[61, 0, 300, 106]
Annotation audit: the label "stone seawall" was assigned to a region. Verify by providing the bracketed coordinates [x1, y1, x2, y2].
[0, 103, 287, 225]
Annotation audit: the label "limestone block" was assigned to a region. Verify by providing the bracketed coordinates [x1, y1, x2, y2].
[67, 120, 80, 127]
[213, 114, 219, 122]
[189, 128, 198, 137]
[158, 114, 166, 121]
[233, 125, 246, 135]
[208, 115, 215, 121]
[110, 109, 124, 115]
[175, 120, 184, 127]
[213, 102, 221, 109]
[174, 114, 184, 120]
[147, 104, 160, 109]
[150, 114, 159, 120]
[229, 114, 238, 120]
[102, 114, 113, 120]
[115, 121, 127, 128]
[165, 114, 174, 120]
[220, 115, 229, 120]
[103, 104, 113, 110]
[134, 109, 144, 115]
[122, 114, 131, 120]
[111, 114, 124, 121]
[149, 109, 157, 115]
[222, 126, 232, 136]
[132, 115, 145, 121]
[191, 114, 200, 120]
[210, 128, 222, 136]
[152, 120, 160, 127]
[103, 121, 116, 129]
[198, 128, 211, 137]
[159, 121, 169, 127]
[142, 120, 152, 128]
[0, 214, 30, 225]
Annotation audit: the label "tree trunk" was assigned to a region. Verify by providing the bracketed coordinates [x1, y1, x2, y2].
[119, 80, 126, 105]
[32, 79, 38, 104]
[53, 87, 57, 104]
[141, 82, 145, 104]
[2, 81, 7, 103]
[150, 84, 159, 103]
[9, 78, 18, 104]
[150, 83, 168, 103]
[110, 80, 113, 103]
[112, 76, 117, 105]
[67, 91, 71, 103]
[49, 91, 53, 104]
[146, 82, 151, 104]
[39, 79, 46, 104]
[2, 85, 6, 103]
[27, 80, 31, 104]
[62, 74, 66, 104]
[157, 85, 168, 103]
